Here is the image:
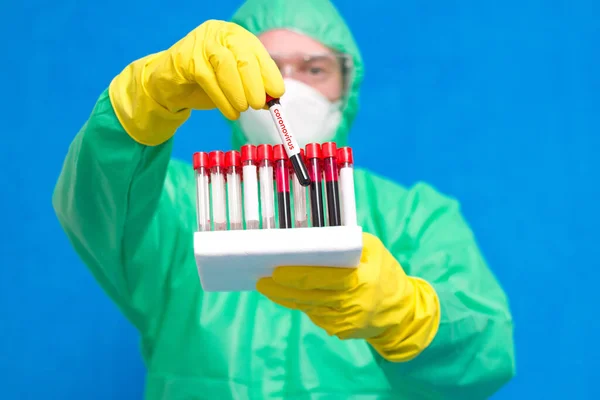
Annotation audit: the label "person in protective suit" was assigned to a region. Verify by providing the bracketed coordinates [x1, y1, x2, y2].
[53, 0, 516, 398]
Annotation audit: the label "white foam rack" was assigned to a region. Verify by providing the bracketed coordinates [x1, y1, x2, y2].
[194, 225, 364, 292]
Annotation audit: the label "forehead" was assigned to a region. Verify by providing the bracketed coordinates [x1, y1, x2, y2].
[258, 29, 333, 55]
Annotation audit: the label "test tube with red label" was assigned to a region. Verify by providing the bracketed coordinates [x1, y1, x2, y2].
[292, 149, 308, 228]
[322, 142, 341, 226]
[274, 144, 292, 229]
[258, 144, 276, 229]
[266, 95, 311, 187]
[209, 151, 227, 231]
[193, 152, 210, 232]
[337, 147, 357, 226]
[306, 143, 325, 227]
[225, 150, 243, 230]
[241, 145, 259, 230]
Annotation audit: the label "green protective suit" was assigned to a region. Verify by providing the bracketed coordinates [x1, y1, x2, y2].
[52, 0, 515, 398]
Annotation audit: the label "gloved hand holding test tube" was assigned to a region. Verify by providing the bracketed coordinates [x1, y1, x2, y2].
[53, 8, 513, 395]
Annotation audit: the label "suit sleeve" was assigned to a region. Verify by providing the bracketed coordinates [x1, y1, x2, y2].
[52, 89, 191, 345]
[359, 173, 516, 399]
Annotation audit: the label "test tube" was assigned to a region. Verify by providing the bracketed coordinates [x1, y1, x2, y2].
[292, 149, 308, 228]
[274, 144, 292, 229]
[258, 144, 276, 229]
[265, 95, 311, 187]
[241, 145, 259, 230]
[337, 147, 357, 226]
[209, 151, 227, 231]
[305, 143, 325, 227]
[322, 142, 342, 226]
[193, 152, 210, 232]
[225, 150, 243, 230]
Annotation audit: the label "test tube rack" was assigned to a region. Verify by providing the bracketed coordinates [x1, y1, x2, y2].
[194, 226, 363, 291]
[193, 142, 361, 292]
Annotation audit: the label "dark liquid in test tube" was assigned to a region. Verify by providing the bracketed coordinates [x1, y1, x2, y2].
[274, 144, 292, 229]
[322, 142, 341, 226]
[305, 143, 325, 227]
[278, 189, 293, 229]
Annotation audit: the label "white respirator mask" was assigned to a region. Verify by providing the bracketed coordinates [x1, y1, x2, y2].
[238, 78, 342, 148]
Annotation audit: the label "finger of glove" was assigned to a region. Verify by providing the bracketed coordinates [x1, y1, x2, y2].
[259, 54, 285, 100]
[247, 38, 285, 99]
[256, 277, 347, 308]
[239, 54, 266, 110]
[227, 40, 267, 110]
[193, 59, 239, 120]
[271, 266, 358, 291]
[208, 46, 249, 114]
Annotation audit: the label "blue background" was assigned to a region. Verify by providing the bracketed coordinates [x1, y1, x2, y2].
[1, 0, 598, 399]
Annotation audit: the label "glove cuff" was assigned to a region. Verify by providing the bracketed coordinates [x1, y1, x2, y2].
[108, 53, 191, 147]
[367, 276, 441, 363]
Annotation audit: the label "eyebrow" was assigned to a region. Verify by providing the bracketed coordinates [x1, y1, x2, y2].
[303, 54, 338, 63]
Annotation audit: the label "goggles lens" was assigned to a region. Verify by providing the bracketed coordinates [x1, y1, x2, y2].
[269, 52, 353, 94]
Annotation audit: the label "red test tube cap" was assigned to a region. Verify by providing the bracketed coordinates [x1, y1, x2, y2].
[337, 147, 354, 164]
[257, 144, 273, 162]
[224, 150, 241, 168]
[322, 142, 337, 158]
[209, 150, 225, 168]
[296, 149, 306, 167]
[266, 94, 278, 104]
[273, 144, 287, 161]
[305, 143, 322, 159]
[193, 152, 209, 170]
[241, 144, 257, 162]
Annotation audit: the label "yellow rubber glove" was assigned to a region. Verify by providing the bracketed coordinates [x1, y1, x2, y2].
[108, 20, 285, 146]
[257, 233, 441, 362]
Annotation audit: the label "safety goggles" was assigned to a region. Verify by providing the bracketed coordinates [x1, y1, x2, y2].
[269, 52, 354, 95]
